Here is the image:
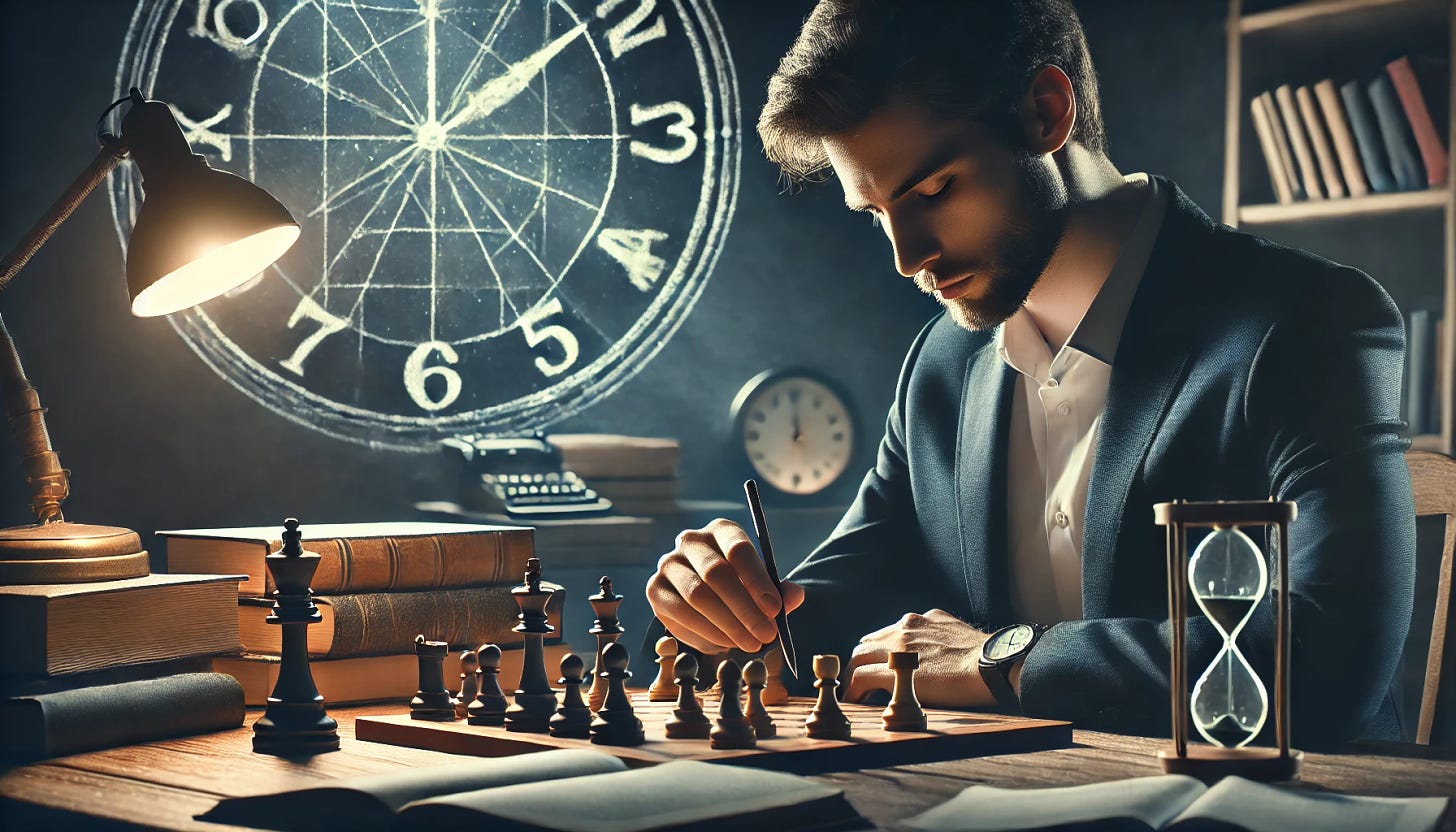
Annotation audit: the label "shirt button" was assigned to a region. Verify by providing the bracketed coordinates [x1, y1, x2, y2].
[1057, 402, 1071, 416]
[1054, 510, 1069, 528]
[1044, 378, 1060, 389]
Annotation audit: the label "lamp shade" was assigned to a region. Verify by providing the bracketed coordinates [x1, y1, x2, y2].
[120, 94, 299, 317]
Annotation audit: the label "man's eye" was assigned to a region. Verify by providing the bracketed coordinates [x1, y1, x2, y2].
[921, 176, 953, 200]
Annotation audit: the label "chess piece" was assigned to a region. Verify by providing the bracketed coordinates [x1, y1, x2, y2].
[761, 643, 791, 706]
[467, 643, 509, 726]
[504, 558, 558, 733]
[589, 641, 645, 746]
[805, 654, 852, 741]
[251, 519, 340, 756]
[409, 635, 456, 721]
[647, 636, 679, 702]
[881, 651, 928, 732]
[587, 575, 624, 712]
[743, 658, 777, 739]
[454, 650, 479, 719]
[664, 651, 711, 739]
[709, 659, 756, 749]
[549, 653, 593, 739]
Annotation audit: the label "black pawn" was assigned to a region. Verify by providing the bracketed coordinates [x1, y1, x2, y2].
[664, 652, 711, 740]
[410, 635, 456, 721]
[252, 518, 339, 756]
[589, 641, 645, 746]
[454, 650, 479, 719]
[743, 658, 777, 739]
[709, 659, 756, 749]
[549, 653, 592, 739]
[467, 643, 509, 726]
[505, 558, 558, 733]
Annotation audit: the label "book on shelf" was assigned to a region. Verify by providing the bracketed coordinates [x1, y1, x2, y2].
[0, 573, 243, 677]
[1250, 94, 1294, 204]
[197, 747, 864, 832]
[1406, 309, 1441, 436]
[1274, 84, 1326, 199]
[1295, 84, 1346, 198]
[215, 642, 575, 706]
[1341, 79, 1399, 193]
[237, 583, 566, 658]
[1314, 79, 1371, 198]
[415, 501, 657, 547]
[1368, 73, 1427, 191]
[161, 521, 534, 598]
[546, 433, 681, 479]
[902, 773, 1447, 832]
[1386, 55, 1449, 188]
[587, 477, 679, 499]
[1258, 90, 1305, 201]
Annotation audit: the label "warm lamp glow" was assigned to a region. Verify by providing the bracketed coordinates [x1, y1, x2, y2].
[130, 224, 299, 317]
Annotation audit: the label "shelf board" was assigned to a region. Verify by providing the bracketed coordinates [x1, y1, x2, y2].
[1410, 434, 1447, 452]
[1238, 188, 1451, 223]
[1241, 0, 1433, 33]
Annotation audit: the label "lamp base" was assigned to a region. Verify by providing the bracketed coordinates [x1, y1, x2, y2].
[1158, 745, 1303, 782]
[0, 522, 149, 584]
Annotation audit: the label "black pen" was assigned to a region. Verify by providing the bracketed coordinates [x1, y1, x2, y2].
[744, 479, 800, 680]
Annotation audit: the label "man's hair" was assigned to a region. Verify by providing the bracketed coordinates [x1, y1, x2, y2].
[758, 0, 1106, 184]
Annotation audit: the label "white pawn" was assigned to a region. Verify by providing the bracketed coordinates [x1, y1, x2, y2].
[648, 636, 679, 702]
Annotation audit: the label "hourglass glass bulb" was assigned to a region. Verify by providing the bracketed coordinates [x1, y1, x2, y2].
[1188, 526, 1269, 748]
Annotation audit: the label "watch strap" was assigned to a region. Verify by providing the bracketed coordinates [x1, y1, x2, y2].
[979, 659, 1022, 715]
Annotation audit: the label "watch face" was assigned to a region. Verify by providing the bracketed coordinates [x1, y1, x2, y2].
[982, 624, 1036, 662]
[111, 0, 740, 450]
[731, 371, 855, 497]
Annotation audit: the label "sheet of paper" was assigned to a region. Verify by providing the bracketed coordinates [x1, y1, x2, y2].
[904, 774, 1207, 832]
[1171, 777, 1448, 832]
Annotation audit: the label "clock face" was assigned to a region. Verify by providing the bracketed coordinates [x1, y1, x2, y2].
[732, 371, 855, 497]
[983, 624, 1036, 661]
[111, 0, 740, 450]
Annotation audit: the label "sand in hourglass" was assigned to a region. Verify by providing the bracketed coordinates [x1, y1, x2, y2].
[1203, 713, 1257, 747]
[1198, 596, 1257, 633]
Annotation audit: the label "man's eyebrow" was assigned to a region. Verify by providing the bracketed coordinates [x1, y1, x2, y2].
[844, 139, 961, 213]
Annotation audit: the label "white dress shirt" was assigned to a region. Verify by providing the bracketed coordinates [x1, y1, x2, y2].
[997, 173, 1168, 624]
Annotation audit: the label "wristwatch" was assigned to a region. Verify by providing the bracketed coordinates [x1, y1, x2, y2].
[977, 623, 1047, 715]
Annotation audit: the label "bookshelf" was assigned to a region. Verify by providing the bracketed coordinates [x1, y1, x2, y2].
[1223, 0, 1455, 454]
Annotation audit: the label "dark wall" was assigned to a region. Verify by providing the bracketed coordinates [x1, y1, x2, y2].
[0, 0, 1227, 547]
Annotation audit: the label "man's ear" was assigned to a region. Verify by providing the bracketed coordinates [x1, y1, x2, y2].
[1020, 64, 1076, 155]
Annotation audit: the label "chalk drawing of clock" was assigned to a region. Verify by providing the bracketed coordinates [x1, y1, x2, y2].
[111, 0, 740, 450]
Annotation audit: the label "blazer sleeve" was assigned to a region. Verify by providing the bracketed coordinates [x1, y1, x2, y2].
[1017, 266, 1415, 748]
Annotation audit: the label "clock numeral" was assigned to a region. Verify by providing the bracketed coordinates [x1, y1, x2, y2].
[597, 228, 669, 292]
[279, 296, 348, 377]
[404, 341, 463, 412]
[189, 0, 269, 56]
[519, 298, 581, 378]
[172, 103, 234, 163]
[629, 101, 698, 165]
[597, 0, 667, 59]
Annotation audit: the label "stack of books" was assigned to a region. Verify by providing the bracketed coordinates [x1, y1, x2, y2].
[1404, 308, 1446, 437]
[1249, 55, 1447, 205]
[549, 434, 682, 517]
[161, 522, 569, 705]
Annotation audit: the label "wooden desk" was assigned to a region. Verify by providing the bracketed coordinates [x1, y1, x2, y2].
[1, 706, 1452, 831]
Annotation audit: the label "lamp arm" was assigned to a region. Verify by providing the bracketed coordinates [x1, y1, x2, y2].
[0, 138, 129, 525]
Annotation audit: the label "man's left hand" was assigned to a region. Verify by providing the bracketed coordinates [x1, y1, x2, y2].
[843, 609, 997, 709]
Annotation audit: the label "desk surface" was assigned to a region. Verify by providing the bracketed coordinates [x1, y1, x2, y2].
[2, 706, 1453, 831]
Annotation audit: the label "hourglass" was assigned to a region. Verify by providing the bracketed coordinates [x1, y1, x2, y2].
[1153, 500, 1302, 781]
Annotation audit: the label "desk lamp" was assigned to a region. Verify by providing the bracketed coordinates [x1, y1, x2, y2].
[0, 88, 299, 584]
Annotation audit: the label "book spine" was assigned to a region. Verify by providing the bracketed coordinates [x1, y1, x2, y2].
[1341, 80, 1398, 193]
[1260, 91, 1305, 200]
[264, 530, 533, 596]
[1408, 310, 1434, 435]
[1315, 79, 1371, 198]
[1368, 74, 1427, 191]
[1295, 85, 1345, 199]
[1386, 56, 1448, 187]
[318, 584, 565, 658]
[1275, 84, 1325, 199]
[1251, 95, 1294, 204]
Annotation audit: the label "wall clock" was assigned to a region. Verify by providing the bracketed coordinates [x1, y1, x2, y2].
[730, 369, 857, 499]
[111, 0, 740, 450]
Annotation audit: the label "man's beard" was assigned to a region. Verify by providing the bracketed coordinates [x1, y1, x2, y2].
[916, 153, 1066, 332]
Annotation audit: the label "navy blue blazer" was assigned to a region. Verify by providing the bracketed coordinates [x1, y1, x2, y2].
[783, 178, 1416, 746]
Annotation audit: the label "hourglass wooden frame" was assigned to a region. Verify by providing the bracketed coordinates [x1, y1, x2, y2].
[1154, 499, 1302, 781]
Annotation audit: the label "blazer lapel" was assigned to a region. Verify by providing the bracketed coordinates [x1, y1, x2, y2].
[955, 340, 1018, 628]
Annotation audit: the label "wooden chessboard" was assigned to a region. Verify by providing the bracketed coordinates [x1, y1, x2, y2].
[355, 695, 1072, 774]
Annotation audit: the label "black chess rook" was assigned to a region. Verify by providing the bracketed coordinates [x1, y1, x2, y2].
[504, 558, 557, 733]
[709, 659, 756, 749]
[549, 653, 593, 739]
[589, 641, 645, 746]
[467, 643, 509, 726]
[664, 651, 711, 740]
[409, 635, 456, 721]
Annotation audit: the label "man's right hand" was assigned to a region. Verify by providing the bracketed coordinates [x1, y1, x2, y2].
[646, 518, 806, 654]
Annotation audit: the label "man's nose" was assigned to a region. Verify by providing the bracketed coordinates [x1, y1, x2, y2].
[885, 217, 940, 278]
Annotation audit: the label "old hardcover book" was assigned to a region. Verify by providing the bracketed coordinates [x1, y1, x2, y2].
[161, 521, 534, 597]
[1259, 90, 1305, 200]
[547, 433, 681, 479]
[236, 583, 566, 658]
[0, 654, 214, 698]
[1250, 94, 1293, 204]
[1342, 79, 1399, 193]
[1368, 73, 1427, 191]
[1295, 85, 1345, 199]
[0, 574, 243, 677]
[198, 748, 863, 832]
[215, 642, 574, 706]
[1274, 84, 1325, 199]
[1386, 55, 1449, 187]
[1314, 79, 1371, 198]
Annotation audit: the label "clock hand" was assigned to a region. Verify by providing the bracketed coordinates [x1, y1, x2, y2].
[442, 21, 589, 131]
[791, 402, 802, 442]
